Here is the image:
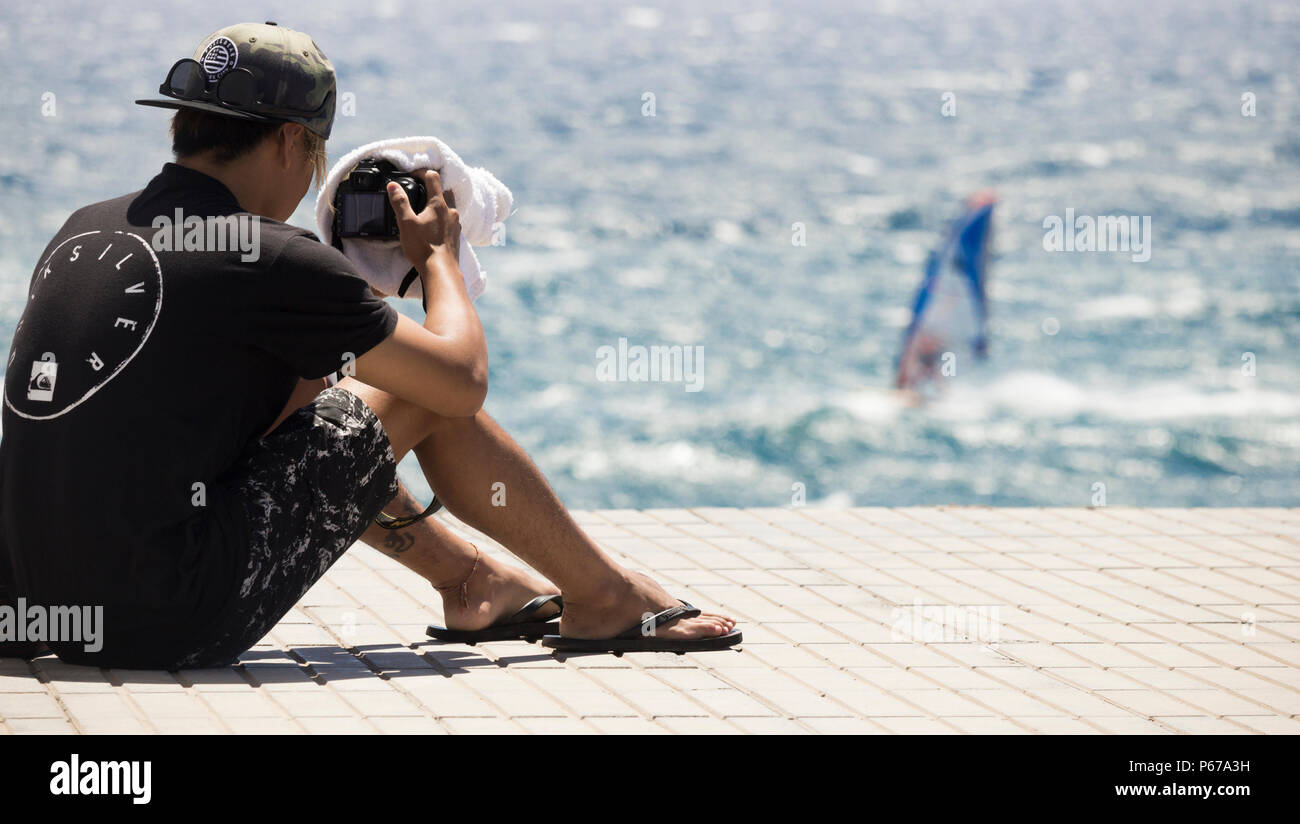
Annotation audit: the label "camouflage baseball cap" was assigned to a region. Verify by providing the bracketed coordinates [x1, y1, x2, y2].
[135, 21, 336, 139]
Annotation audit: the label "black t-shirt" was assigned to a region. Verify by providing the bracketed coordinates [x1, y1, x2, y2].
[0, 163, 397, 666]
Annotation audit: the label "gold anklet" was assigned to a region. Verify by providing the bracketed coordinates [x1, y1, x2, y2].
[432, 543, 480, 610]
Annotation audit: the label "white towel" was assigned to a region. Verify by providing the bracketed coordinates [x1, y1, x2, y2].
[314, 136, 513, 303]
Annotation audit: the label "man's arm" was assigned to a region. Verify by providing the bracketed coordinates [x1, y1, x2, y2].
[352, 170, 488, 417]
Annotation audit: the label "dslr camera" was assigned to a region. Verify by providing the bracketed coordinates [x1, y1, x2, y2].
[333, 157, 427, 239]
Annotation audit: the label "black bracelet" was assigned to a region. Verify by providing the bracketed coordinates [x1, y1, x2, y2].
[373, 495, 442, 529]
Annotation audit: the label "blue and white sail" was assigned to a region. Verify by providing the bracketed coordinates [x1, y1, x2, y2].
[895, 193, 995, 391]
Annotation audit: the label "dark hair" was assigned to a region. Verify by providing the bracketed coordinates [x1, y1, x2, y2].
[170, 109, 280, 163]
[169, 108, 328, 189]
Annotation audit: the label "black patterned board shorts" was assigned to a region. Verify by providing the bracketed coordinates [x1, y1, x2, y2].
[174, 386, 399, 669]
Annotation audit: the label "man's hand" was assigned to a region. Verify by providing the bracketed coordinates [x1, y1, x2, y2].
[388, 169, 460, 268]
[354, 169, 488, 418]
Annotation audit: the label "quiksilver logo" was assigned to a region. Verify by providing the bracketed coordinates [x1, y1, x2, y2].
[49, 754, 151, 805]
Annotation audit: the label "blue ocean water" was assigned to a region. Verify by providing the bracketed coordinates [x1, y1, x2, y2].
[1, 0, 1297, 509]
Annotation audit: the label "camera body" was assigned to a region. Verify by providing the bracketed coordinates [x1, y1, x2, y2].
[333, 157, 427, 239]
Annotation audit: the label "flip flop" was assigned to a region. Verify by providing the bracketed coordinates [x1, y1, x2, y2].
[426, 594, 563, 644]
[540, 600, 742, 655]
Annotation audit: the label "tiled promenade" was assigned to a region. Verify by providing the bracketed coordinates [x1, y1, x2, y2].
[3, 507, 1299, 734]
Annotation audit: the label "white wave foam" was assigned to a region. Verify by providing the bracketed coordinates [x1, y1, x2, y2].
[546, 439, 764, 485]
[937, 371, 1300, 422]
[1075, 290, 1205, 322]
[839, 388, 908, 424]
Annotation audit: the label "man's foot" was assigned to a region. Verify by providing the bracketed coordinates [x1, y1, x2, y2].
[557, 570, 736, 641]
[433, 546, 562, 632]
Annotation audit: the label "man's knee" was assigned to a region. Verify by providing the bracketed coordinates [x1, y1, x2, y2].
[334, 376, 450, 458]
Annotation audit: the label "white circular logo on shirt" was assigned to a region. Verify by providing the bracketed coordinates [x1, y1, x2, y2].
[4, 230, 164, 421]
[199, 36, 239, 81]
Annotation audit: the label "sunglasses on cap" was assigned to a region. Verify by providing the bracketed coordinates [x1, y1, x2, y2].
[158, 58, 326, 122]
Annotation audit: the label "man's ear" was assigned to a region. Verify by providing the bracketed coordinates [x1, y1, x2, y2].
[278, 123, 304, 169]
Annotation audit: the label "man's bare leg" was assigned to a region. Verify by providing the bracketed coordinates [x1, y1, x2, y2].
[336, 377, 735, 641]
[357, 482, 561, 631]
[270, 380, 564, 632]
